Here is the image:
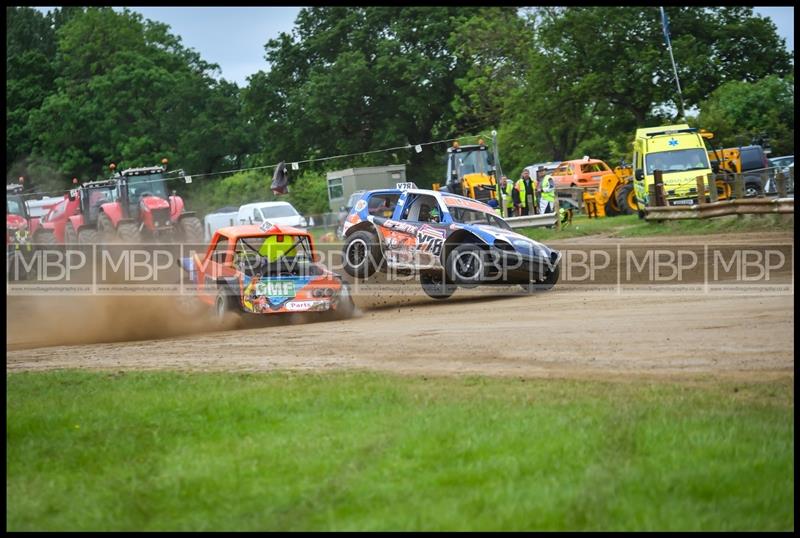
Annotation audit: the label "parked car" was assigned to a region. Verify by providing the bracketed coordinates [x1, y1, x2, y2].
[203, 206, 239, 243]
[550, 158, 616, 190]
[237, 201, 307, 229]
[767, 155, 794, 194]
[181, 222, 355, 324]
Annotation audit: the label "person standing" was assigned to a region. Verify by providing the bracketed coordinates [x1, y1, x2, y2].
[539, 174, 555, 214]
[496, 176, 514, 218]
[514, 169, 535, 216]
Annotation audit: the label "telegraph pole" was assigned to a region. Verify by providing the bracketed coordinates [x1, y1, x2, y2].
[660, 7, 687, 122]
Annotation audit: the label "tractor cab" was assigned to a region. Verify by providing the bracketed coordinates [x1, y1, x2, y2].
[442, 141, 497, 203]
[72, 179, 118, 226]
[7, 184, 28, 220]
[116, 164, 171, 219]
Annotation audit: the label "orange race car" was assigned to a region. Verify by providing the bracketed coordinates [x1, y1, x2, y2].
[181, 222, 355, 324]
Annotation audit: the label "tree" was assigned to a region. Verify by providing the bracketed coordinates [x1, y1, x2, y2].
[244, 7, 479, 182]
[25, 7, 253, 186]
[698, 75, 794, 156]
[6, 7, 57, 171]
[504, 6, 794, 165]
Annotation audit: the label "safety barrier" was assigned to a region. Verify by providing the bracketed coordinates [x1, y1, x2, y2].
[505, 212, 558, 229]
[645, 170, 795, 221]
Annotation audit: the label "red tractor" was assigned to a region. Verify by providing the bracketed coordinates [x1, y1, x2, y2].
[6, 180, 44, 251]
[64, 159, 203, 244]
[32, 183, 81, 245]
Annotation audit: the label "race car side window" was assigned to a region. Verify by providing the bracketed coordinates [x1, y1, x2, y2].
[403, 194, 440, 222]
[211, 238, 229, 264]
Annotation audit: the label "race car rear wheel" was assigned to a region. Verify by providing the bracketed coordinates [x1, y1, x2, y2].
[447, 243, 484, 287]
[214, 288, 239, 327]
[327, 284, 356, 320]
[343, 230, 381, 279]
[420, 270, 456, 300]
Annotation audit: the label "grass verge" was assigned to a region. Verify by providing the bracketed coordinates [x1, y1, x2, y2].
[6, 371, 794, 531]
[517, 213, 794, 241]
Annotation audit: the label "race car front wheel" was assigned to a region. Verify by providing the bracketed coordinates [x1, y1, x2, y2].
[343, 230, 382, 279]
[520, 262, 561, 293]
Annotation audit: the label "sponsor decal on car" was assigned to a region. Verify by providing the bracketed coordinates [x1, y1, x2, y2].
[256, 280, 296, 299]
[285, 300, 330, 311]
[383, 219, 419, 234]
[354, 199, 367, 212]
[415, 224, 445, 255]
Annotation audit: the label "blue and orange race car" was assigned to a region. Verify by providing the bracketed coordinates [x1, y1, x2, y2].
[340, 186, 561, 299]
[181, 222, 355, 324]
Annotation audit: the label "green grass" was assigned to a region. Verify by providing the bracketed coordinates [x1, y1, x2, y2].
[517, 213, 794, 242]
[6, 371, 794, 531]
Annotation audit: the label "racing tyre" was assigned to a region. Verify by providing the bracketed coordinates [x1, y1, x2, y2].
[117, 222, 141, 243]
[179, 216, 204, 245]
[615, 183, 637, 215]
[97, 212, 115, 243]
[214, 288, 239, 328]
[328, 284, 356, 320]
[343, 230, 382, 279]
[420, 270, 456, 300]
[446, 243, 484, 287]
[520, 262, 560, 293]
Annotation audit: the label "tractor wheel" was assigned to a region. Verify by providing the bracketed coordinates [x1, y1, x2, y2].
[78, 227, 99, 244]
[64, 223, 78, 246]
[446, 243, 484, 287]
[97, 212, 115, 243]
[179, 216, 204, 245]
[420, 270, 456, 300]
[35, 230, 58, 246]
[604, 194, 621, 217]
[520, 262, 560, 293]
[716, 180, 732, 201]
[342, 230, 382, 279]
[615, 183, 637, 215]
[117, 222, 141, 243]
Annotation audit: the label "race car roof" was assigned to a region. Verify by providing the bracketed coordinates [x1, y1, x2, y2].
[214, 223, 311, 241]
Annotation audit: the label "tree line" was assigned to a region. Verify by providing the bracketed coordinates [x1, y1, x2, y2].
[6, 6, 794, 215]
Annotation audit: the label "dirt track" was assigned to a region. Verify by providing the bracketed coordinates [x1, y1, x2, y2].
[6, 232, 794, 381]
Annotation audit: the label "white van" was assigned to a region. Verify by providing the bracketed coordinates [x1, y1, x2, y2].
[238, 201, 307, 229]
[203, 206, 239, 242]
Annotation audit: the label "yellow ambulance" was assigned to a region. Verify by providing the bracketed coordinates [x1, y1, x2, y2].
[631, 124, 713, 211]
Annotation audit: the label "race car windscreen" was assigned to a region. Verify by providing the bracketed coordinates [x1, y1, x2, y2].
[448, 207, 511, 230]
[235, 235, 317, 276]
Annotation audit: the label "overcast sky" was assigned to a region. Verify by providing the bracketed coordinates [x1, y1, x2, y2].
[34, 6, 794, 87]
